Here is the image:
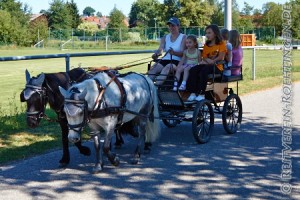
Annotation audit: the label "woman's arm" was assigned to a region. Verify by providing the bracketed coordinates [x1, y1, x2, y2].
[153, 35, 166, 58]
[177, 50, 187, 67]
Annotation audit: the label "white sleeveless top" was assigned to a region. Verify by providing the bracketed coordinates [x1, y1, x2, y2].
[163, 33, 184, 61]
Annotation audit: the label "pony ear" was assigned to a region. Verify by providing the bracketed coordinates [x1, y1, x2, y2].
[36, 73, 45, 86]
[78, 88, 87, 100]
[59, 86, 68, 98]
[25, 69, 31, 84]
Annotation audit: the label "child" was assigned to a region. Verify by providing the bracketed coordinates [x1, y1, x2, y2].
[221, 28, 233, 76]
[229, 30, 243, 75]
[173, 35, 201, 91]
[186, 24, 226, 101]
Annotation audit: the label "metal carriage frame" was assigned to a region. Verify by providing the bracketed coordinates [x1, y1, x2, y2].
[150, 62, 243, 144]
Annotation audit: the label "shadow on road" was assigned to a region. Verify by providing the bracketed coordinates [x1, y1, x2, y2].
[0, 116, 299, 200]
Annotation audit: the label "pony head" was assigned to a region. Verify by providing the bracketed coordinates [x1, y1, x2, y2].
[20, 70, 46, 128]
[60, 86, 88, 143]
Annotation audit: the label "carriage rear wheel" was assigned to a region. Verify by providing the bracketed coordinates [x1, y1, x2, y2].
[192, 100, 214, 144]
[222, 94, 242, 134]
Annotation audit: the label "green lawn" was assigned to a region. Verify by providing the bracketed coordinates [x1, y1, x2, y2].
[0, 47, 299, 165]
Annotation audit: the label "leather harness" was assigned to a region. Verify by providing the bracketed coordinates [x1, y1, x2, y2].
[88, 71, 127, 123]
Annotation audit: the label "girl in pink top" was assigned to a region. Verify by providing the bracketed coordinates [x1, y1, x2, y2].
[229, 30, 243, 75]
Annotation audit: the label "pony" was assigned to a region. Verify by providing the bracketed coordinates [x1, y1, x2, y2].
[59, 71, 160, 173]
[20, 68, 91, 167]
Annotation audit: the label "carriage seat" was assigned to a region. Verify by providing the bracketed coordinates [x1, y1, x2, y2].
[208, 63, 243, 83]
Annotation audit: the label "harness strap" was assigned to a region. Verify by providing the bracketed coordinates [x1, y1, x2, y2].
[89, 71, 127, 123]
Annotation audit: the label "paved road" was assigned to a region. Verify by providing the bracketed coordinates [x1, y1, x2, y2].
[0, 83, 299, 200]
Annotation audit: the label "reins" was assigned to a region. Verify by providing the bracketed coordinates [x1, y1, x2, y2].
[86, 56, 153, 72]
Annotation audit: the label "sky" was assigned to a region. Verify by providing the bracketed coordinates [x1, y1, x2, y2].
[19, 0, 288, 16]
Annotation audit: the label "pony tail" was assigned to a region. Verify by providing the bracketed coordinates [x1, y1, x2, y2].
[145, 76, 160, 142]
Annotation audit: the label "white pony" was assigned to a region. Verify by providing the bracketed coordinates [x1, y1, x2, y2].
[59, 71, 160, 173]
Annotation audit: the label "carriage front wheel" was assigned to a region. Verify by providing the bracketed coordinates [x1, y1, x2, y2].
[192, 100, 214, 144]
[222, 93, 242, 134]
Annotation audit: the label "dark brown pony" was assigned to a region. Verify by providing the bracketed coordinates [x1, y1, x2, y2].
[20, 68, 91, 167]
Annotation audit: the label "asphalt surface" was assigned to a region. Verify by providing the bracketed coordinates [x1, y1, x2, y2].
[0, 83, 299, 200]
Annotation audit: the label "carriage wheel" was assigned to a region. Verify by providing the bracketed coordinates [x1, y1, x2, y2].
[192, 100, 214, 144]
[162, 118, 180, 128]
[222, 94, 242, 134]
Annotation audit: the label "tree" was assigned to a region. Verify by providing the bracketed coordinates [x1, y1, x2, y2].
[108, 7, 128, 42]
[129, 0, 161, 27]
[96, 11, 102, 18]
[0, 0, 31, 46]
[162, 0, 180, 21]
[210, 0, 224, 26]
[289, 0, 300, 38]
[77, 22, 98, 36]
[176, 0, 214, 27]
[0, 0, 30, 25]
[241, 2, 254, 16]
[261, 2, 282, 37]
[252, 8, 263, 28]
[47, 0, 72, 39]
[66, 0, 81, 29]
[237, 2, 254, 33]
[210, 0, 240, 28]
[83, 6, 95, 16]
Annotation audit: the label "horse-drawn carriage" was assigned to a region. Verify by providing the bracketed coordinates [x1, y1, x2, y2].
[149, 60, 243, 144]
[20, 57, 243, 172]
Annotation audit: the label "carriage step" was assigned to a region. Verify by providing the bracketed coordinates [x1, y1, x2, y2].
[158, 91, 184, 108]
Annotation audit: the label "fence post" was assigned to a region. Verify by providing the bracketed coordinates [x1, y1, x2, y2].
[65, 54, 70, 72]
[252, 47, 256, 80]
[105, 36, 108, 51]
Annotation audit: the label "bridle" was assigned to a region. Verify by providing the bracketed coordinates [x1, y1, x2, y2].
[64, 98, 89, 134]
[24, 84, 48, 121]
[64, 74, 117, 134]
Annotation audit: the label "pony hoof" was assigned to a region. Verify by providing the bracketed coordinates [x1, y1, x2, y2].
[114, 144, 122, 149]
[58, 162, 68, 168]
[92, 164, 103, 174]
[80, 146, 91, 156]
[130, 158, 139, 165]
[113, 157, 120, 166]
[144, 148, 151, 154]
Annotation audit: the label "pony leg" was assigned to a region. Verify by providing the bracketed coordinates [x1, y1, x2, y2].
[74, 140, 91, 156]
[58, 118, 70, 167]
[92, 132, 104, 173]
[131, 120, 147, 164]
[144, 142, 152, 153]
[58, 116, 91, 168]
[114, 129, 124, 149]
[103, 128, 120, 167]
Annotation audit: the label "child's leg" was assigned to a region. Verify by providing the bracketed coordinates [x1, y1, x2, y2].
[175, 65, 184, 82]
[182, 66, 192, 82]
[173, 65, 184, 90]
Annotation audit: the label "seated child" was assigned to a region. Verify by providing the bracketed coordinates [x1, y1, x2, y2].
[221, 28, 233, 76]
[173, 34, 201, 91]
[229, 30, 243, 75]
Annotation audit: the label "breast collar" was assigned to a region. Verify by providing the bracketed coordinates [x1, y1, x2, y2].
[89, 71, 126, 122]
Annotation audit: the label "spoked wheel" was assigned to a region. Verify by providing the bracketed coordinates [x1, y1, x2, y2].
[162, 118, 180, 128]
[222, 94, 242, 134]
[192, 100, 214, 144]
